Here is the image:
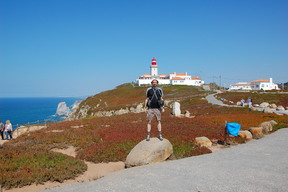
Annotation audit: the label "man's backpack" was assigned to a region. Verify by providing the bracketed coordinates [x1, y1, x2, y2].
[147, 88, 164, 108]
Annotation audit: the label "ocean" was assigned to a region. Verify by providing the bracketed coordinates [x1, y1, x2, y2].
[0, 97, 84, 128]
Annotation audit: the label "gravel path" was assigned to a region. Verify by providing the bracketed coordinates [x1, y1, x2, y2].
[44, 128, 288, 192]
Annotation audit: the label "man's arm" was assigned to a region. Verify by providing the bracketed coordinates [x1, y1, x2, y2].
[144, 98, 148, 113]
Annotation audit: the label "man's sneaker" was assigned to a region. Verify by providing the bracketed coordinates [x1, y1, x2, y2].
[146, 135, 150, 141]
[158, 134, 163, 141]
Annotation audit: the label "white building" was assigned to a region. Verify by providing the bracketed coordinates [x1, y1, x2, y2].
[229, 78, 279, 91]
[136, 58, 204, 86]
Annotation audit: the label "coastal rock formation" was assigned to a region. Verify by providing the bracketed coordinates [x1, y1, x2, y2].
[56, 100, 83, 117]
[12, 125, 47, 138]
[125, 138, 173, 168]
[195, 137, 212, 147]
[71, 100, 82, 111]
[56, 102, 71, 116]
[69, 99, 174, 120]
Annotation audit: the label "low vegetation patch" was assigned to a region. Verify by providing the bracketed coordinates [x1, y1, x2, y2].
[0, 145, 87, 189]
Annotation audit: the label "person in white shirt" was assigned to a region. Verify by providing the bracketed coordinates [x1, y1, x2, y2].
[5, 120, 13, 140]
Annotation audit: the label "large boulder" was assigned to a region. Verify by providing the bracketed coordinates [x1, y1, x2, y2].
[238, 130, 253, 140]
[249, 127, 264, 139]
[125, 138, 173, 168]
[195, 137, 212, 147]
[172, 102, 181, 117]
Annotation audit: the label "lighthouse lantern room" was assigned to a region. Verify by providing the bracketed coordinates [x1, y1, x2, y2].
[150, 57, 158, 77]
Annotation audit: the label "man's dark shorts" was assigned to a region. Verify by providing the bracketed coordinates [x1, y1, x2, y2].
[146, 108, 161, 121]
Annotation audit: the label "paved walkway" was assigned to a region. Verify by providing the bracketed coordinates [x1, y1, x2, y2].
[44, 128, 288, 192]
[205, 93, 240, 107]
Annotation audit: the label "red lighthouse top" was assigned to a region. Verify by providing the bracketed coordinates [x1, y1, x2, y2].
[151, 57, 157, 65]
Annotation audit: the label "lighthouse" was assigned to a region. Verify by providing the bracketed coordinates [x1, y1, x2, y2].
[150, 57, 158, 77]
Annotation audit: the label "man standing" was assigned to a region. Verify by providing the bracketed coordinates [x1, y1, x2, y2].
[144, 79, 164, 141]
[0, 120, 4, 140]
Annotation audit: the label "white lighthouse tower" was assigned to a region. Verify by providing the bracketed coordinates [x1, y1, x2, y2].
[150, 57, 158, 77]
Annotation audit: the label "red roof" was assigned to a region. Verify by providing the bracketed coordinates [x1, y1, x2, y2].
[171, 77, 185, 80]
[251, 79, 269, 83]
[192, 76, 201, 80]
[232, 83, 251, 86]
[170, 73, 189, 76]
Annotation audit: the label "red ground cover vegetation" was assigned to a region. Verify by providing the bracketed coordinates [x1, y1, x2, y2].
[1, 86, 288, 189]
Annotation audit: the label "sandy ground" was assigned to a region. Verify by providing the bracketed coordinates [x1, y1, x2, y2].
[2, 146, 125, 192]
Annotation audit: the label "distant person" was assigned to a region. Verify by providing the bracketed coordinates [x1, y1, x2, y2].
[240, 98, 245, 107]
[144, 79, 164, 141]
[247, 97, 253, 108]
[5, 120, 13, 140]
[0, 120, 4, 140]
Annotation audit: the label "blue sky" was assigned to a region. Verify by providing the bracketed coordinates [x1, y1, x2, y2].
[0, 0, 287, 97]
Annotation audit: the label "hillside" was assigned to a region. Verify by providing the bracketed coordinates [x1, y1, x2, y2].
[69, 83, 207, 120]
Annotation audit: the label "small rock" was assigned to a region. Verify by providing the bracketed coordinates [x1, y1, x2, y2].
[249, 127, 264, 139]
[259, 102, 270, 108]
[184, 110, 190, 117]
[270, 104, 277, 109]
[263, 107, 273, 114]
[269, 120, 278, 126]
[259, 122, 273, 134]
[195, 137, 212, 147]
[238, 130, 253, 140]
[250, 107, 257, 111]
[276, 106, 285, 111]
